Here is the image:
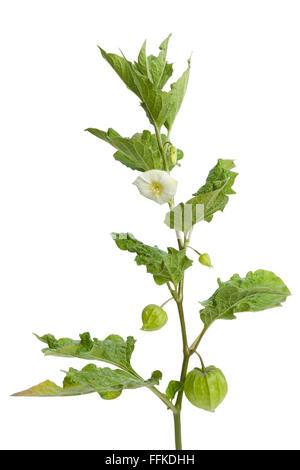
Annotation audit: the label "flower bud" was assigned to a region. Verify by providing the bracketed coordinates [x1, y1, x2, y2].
[170, 146, 177, 165]
[141, 304, 168, 331]
[199, 253, 212, 268]
[184, 366, 227, 412]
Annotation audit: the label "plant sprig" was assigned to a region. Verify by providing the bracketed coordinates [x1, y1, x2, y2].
[13, 35, 291, 451]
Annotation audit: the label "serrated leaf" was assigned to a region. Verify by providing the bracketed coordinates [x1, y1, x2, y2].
[34, 332, 136, 374]
[165, 380, 183, 401]
[13, 364, 162, 398]
[165, 59, 191, 131]
[112, 233, 193, 286]
[85, 128, 183, 171]
[165, 159, 237, 232]
[200, 269, 291, 327]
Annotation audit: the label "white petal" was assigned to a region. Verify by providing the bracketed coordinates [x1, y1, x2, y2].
[158, 191, 175, 204]
[133, 170, 178, 205]
[138, 171, 154, 184]
[155, 171, 171, 184]
[133, 175, 149, 191]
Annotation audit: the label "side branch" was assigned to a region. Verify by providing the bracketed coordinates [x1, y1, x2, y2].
[189, 325, 209, 355]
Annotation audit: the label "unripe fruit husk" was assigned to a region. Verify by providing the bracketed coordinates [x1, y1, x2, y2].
[199, 253, 212, 268]
[141, 304, 168, 331]
[184, 366, 227, 412]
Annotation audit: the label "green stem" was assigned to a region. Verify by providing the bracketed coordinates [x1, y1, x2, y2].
[189, 325, 209, 354]
[132, 369, 177, 413]
[172, 339, 190, 449]
[195, 351, 206, 370]
[175, 354, 189, 409]
[153, 122, 169, 173]
[176, 231, 184, 250]
[172, 271, 190, 448]
[148, 385, 177, 413]
[176, 299, 188, 354]
[187, 245, 201, 256]
[173, 412, 182, 450]
[160, 297, 173, 309]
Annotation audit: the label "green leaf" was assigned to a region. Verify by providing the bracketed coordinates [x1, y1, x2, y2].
[99, 46, 172, 129]
[34, 332, 136, 374]
[98, 47, 139, 95]
[131, 72, 174, 129]
[112, 232, 193, 286]
[135, 35, 173, 89]
[85, 128, 183, 172]
[13, 364, 162, 398]
[165, 159, 237, 232]
[98, 38, 189, 130]
[200, 269, 291, 327]
[193, 158, 237, 197]
[12, 379, 95, 397]
[165, 380, 183, 401]
[165, 59, 191, 131]
[64, 365, 162, 395]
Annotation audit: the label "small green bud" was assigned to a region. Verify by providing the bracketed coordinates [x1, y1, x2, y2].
[170, 146, 177, 165]
[99, 390, 122, 400]
[141, 304, 168, 331]
[184, 366, 227, 412]
[199, 253, 212, 268]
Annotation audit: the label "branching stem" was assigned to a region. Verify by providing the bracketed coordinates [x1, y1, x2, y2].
[151, 121, 207, 449]
[148, 385, 177, 413]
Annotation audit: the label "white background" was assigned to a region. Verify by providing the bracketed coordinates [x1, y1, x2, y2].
[1, 0, 299, 450]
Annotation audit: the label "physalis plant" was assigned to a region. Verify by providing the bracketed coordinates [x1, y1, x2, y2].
[13, 35, 290, 450]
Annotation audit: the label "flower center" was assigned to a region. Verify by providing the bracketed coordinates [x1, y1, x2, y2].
[149, 181, 163, 195]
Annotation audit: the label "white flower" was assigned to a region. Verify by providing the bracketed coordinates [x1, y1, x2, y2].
[133, 170, 178, 205]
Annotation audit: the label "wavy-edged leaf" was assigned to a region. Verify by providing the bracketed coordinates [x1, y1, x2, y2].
[34, 332, 136, 374]
[193, 158, 237, 198]
[186, 158, 237, 223]
[165, 380, 183, 401]
[13, 365, 162, 398]
[200, 269, 291, 327]
[85, 128, 183, 171]
[165, 159, 237, 232]
[112, 232, 193, 286]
